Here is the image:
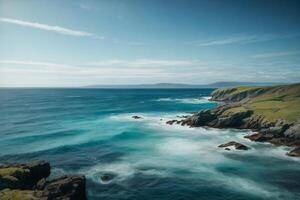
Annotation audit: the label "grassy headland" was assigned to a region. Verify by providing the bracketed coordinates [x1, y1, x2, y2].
[211, 83, 300, 123]
[168, 83, 300, 156]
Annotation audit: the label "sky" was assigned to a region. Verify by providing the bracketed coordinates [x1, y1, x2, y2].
[0, 0, 300, 87]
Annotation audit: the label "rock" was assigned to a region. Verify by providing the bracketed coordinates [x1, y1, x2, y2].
[286, 147, 300, 157]
[35, 178, 46, 190]
[284, 123, 300, 139]
[37, 175, 86, 200]
[261, 125, 289, 137]
[176, 115, 189, 118]
[244, 132, 273, 142]
[209, 110, 253, 128]
[0, 161, 87, 200]
[225, 148, 231, 151]
[26, 161, 51, 187]
[166, 120, 179, 125]
[218, 141, 250, 150]
[185, 109, 217, 127]
[100, 173, 115, 183]
[0, 160, 50, 190]
[132, 115, 143, 119]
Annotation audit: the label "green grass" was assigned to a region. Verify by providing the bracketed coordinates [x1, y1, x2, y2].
[0, 168, 23, 177]
[215, 83, 300, 123]
[223, 106, 248, 115]
[0, 189, 38, 200]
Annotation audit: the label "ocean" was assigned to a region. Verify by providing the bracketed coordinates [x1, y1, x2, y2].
[0, 88, 299, 200]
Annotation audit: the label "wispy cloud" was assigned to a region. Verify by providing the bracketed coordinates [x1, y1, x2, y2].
[0, 17, 103, 39]
[252, 51, 300, 58]
[0, 60, 77, 68]
[85, 59, 202, 67]
[1, 59, 299, 87]
[192, 33, 299, 47]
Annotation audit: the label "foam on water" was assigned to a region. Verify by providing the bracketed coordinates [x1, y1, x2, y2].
[155, 96, 214, 104]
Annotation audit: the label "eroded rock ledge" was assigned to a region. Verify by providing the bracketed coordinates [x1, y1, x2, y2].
[0, 161, 86, 200]
[166, 83, 300, 157]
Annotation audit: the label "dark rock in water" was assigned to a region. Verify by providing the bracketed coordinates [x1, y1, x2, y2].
[286, 147, 300, 157]
[0, 160, 50, 190]
[132, 115, 143, 119]
[176, 115, 189, 118]
[225, 148, 231, 151]
[166, 119, 180, 125]
[184, 109, 217, 127]
[36, 175, 86, 200]
[100, 173, 115, 183]
[244, 132, 273, 142]
[218, 141, 250, 150]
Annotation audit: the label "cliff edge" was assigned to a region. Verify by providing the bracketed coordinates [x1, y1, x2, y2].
[169, 83, 300, 156]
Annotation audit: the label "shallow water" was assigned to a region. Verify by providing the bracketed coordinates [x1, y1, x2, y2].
[0, 89, 299, 200]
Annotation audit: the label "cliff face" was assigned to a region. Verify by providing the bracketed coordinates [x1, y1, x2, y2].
[170, 83, 300, 156]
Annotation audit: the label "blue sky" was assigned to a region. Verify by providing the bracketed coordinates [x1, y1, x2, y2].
[0, 0, 300, 87]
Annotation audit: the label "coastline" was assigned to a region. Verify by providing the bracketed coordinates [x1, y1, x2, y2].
[167, 83, 300, 156]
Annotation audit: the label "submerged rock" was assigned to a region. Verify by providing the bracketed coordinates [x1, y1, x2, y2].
[218, 141, 250, 150]
[100, 173, 115, 183]
[132, 115, 143, 119]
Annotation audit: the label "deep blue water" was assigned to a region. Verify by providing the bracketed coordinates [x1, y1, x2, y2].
[0, 89, 299, 200]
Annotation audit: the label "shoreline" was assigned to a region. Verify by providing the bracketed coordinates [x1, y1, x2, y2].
[166, 83, 300, 156]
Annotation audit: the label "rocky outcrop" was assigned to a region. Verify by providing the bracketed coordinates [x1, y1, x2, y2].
[36, 175, 86, 200]
[218, 141, 250, 150]
[0, 160, 50, 190]
[0, 161, 87, 200]
[167, 83, 300, 157]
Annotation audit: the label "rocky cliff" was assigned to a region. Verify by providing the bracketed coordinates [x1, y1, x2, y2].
[168, 83, 300, 156]
[0, 161, 86, 200]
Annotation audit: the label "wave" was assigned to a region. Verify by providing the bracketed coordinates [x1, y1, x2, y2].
[155, 96, 213, 104]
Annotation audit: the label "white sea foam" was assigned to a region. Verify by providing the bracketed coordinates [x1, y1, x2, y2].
[158, 138, 201, 156]
[155, 97, 214, 104]
[213, 171, 293, 199]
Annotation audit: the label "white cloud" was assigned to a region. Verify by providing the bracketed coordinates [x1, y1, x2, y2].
[0, 17, 103, 39]
[252, 51, 300, 58]
[192, 34, 298, 47]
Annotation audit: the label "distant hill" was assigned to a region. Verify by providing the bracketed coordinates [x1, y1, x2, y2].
[85, 82, 283, 89]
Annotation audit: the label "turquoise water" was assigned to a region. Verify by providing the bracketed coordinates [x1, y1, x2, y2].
[0, 89, 299, 200]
